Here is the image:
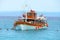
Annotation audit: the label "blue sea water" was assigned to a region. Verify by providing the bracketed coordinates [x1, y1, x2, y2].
[0, 17, 60, 40]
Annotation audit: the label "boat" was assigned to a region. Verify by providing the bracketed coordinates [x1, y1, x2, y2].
[13, 10, 48, 30]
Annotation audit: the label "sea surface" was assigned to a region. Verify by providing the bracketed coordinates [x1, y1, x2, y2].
[0, 16, 60, 40]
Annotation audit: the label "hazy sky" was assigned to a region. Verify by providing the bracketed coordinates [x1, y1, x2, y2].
[0, 0, 60, 12]
[0, 0, 60, 16]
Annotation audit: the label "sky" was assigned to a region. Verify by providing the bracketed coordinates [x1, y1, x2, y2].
[0, 0, 60, 16]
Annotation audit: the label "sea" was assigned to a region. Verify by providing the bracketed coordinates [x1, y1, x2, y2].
[0, 16, 60, 40]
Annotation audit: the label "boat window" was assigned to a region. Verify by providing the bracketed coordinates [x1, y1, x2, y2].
[22, 19, 25, 22]
[35, 20, 41, 24]
[34, 13, 36, 15]
[22, 19, 24, 22]
[27, 13, 32, 16]
[31, 21, 34, 24]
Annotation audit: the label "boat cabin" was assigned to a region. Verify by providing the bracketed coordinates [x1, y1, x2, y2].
[22, 10, 46, 24]
[27, 10, 36, 19]
[23, 10, 37, 19]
